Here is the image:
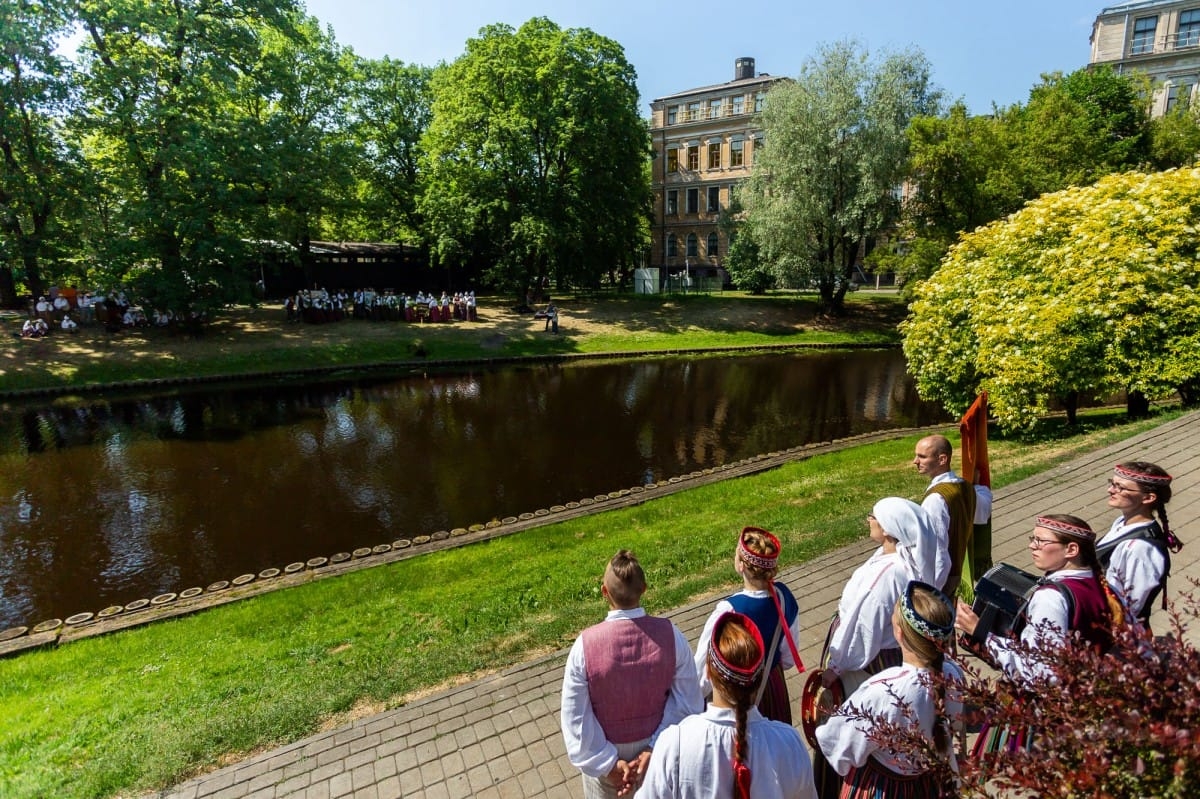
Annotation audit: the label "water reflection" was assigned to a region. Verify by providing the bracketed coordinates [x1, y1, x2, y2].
[0, 350, 945, 628]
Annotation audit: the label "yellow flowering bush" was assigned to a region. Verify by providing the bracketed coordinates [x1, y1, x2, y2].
[902, 168, 1200, 430]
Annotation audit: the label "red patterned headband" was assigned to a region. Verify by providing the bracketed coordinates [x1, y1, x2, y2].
[738, 527, 780, 571]
[1114, 464, 1172, 487]
[1036, 516, 1095, 542]
[707, 612, 765, 688]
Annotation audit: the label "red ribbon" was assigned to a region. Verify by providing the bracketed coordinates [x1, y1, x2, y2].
[768, 579, 805, 673]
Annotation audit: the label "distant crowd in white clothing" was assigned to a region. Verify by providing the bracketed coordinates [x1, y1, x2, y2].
[284, 286, 478, 324]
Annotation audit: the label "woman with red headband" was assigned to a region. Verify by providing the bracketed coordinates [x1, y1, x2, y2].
[817, 581, 961, 798]
[638, 612, 817, 799]
[957, 513, 1114, 685]
[1097, 461, 1180, 627]
[694, 528, 801, 723]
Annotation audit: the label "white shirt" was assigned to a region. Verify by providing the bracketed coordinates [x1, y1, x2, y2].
[817, 662, 963, 777]
[560, 608, 703, 779]
[974, 485, 993, 524]
[984, 568, 1091, 684]
[1098, 517, 1167, 617]
[826, 551, 906, 673]
[692, 589, 800, 696]
[636, 706, 817, 799]
[920, 471, 962, 588]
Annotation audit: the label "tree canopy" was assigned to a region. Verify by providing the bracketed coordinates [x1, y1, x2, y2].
[736, 41, 939, 310]
[902, 168, 1200, 431]
[419, 18, 650, 300]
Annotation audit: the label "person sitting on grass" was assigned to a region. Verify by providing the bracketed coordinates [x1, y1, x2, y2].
[60, 314, 78, 333]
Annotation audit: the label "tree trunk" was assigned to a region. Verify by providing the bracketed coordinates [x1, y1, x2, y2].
[0, 266, 18, 308]
[1064, 391, 1078, 425]
[1126, 390, 1150, 418]
[1176, 380, 1200, 408]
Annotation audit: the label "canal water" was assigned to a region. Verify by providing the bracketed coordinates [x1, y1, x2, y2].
[0, 349, 946, 628]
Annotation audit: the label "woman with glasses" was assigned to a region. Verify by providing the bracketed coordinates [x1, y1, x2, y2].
[1097, 462, 1179, 627]
[954, 514, 1115, 757]
[955, 514, 1114, 684]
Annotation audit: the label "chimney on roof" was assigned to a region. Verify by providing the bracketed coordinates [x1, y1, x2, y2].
[735, 57, 755, 81]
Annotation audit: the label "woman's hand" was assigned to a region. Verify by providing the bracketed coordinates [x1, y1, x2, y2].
[955, 599, 980, 637]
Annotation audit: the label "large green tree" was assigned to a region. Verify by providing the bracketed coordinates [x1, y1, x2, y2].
[0, 0, 82, 304]
[343, 57, 432, 242]
[883, 66, 1153, 291]
[738, 41, 939, 311]
[73, 0, 300, 316]
[419, 18, 650, 299]
[235, 13, 359, 279]
[902, 168, 1200, 431]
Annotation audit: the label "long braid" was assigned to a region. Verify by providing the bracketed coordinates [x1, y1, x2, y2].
[733, 691, 751, 799]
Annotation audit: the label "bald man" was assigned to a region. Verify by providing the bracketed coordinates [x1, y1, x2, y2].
[913, 435, 976, 595]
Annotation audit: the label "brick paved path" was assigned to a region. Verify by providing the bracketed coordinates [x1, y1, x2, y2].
[159, 411, 1200, 799]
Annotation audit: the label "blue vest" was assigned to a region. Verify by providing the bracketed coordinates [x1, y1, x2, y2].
[727, 585, 798, 670]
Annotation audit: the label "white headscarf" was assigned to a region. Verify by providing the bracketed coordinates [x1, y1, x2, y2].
[872, 497, 936, 583]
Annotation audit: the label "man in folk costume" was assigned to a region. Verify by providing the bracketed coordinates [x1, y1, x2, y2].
[914, 433, 975, 596]
[561, 550, 703, 798]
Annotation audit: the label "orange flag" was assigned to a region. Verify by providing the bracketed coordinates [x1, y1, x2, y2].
[959, 393, 990, 487]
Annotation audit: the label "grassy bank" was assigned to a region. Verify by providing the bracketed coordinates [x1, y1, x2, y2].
[0, 407, 1178, 799]
[0, 292, 904, 392]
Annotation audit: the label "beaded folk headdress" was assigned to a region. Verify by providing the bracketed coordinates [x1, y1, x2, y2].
[1114, 463, 1173, 488]
[737, 527, 779, 571]
[707, 611, 765, 688]
[899, 580, 956, 644]
[1035, 515, 1096, 543]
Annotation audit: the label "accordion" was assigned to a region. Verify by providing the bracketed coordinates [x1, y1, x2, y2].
[970, 562, 1039, 640]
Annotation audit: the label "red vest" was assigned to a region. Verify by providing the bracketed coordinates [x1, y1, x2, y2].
[582, 616, 676, 744]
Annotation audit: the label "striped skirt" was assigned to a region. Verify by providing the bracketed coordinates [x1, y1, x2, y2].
[838, 756, 952, 799]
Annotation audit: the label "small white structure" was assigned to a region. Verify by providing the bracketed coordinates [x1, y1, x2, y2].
[634, 268, 660, 294]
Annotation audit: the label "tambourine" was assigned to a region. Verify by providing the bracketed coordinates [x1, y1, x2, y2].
[800, 669, 845, 748]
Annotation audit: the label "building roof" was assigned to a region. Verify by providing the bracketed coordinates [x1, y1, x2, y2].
[1099, 0, 1188, 14]
[651, 73, 782, 104]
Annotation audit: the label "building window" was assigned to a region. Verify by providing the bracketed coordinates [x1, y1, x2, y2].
[754, 91, 766, 112]
[707, 186, 720, 213]
[730, 138, 744, 167]
[732, 94, 744, 115]
[687, 145, 699, 171]
[1179, 10, 1200, 48]
[1167, 79, 1197, 111]
[1132, 16, 1157, 54]
[667, 147, 679, 173]
[667, 105, 678, 124]
[687, 101, 701, 121]
[667, 234, 677, 257]
[686, 188, 699, 214]
[709, 99, 723, 119]
[707, 232, 719, 257]
[686, 233, 698, 258]
[666, 190, 678, 215]
[708, 142, 721, 170]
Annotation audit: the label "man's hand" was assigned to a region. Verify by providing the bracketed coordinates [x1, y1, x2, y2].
[605, 760, 633, 795]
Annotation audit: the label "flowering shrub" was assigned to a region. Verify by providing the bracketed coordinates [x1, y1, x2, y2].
[837, 586, 1200, 797]
[901, 168, 1200, 431]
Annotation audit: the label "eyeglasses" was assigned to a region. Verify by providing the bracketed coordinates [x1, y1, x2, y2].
[1028, 536, 1062, 550]
[1107, 479, 1143, 494]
